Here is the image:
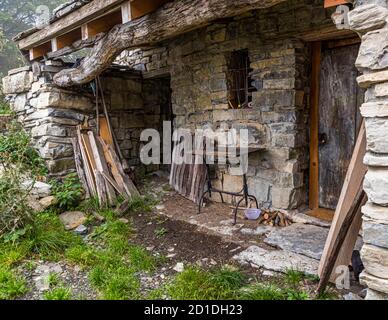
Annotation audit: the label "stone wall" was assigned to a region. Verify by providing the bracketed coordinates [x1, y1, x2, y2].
[3, 0, 336, 209]
[1, 64, 168, 178]
[117, 0, 331, 209]
[349, 0, 388, 300]
[2, 64, 93, 177]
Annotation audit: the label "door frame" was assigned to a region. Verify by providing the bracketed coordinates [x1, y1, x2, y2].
[308, 38, 361, 214]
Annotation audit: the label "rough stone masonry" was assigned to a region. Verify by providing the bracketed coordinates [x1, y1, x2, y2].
[3, 0, 388, 299]
[350, 0, 388, 299]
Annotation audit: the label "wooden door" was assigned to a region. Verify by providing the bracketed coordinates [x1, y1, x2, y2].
[310, 42, 363, 211]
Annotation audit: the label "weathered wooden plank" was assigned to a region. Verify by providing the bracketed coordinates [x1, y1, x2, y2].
[87, 131, 117, 205]
[107, 143, 139, 198]
[99, 117, 114, 146]
[98, 136, 127, 197]
[95, 170, 108, 206]
[71, 137, 91, 199]
[76, 126, 97, 196]
[318, 121, 367, 282]
[53, 0, 286, 87]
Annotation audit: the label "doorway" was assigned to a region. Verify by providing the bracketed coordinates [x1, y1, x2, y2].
[308, 40, 364, 220]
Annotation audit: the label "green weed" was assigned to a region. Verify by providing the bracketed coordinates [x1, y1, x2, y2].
[0, 266, 28, 300]
[43, 287, 73, 300]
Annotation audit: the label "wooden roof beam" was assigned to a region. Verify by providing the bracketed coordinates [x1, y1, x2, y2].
[53, 0, 286, 87]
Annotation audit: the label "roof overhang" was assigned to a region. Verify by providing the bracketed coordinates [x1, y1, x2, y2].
[15, 0, 171, 61]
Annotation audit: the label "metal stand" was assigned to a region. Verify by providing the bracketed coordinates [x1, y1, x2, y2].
[198, 161, 259, 225]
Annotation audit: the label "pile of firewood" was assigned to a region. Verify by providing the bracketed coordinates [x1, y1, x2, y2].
[258, 210, 293, 227]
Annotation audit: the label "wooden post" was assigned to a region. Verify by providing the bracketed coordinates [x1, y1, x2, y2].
[121, 1, 132, 23]
[309, 42, 321, 210]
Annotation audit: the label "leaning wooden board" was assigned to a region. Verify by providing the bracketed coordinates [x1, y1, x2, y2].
[319, 121, 367, 282]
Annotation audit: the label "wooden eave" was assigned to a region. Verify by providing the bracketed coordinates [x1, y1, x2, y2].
[15, 0, 171, 61]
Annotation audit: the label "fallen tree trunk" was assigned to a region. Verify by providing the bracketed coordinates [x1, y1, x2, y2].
[54, 0, 285, 87]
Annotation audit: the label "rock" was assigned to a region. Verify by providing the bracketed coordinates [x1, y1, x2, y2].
[74, 225, 88, 235]
[35, 90, 93, 111]
[39, 196, 57, 210]
[366, 118, 388, 153]
[12, 94, 27, 113]
[22, 180, 52, 198]
[364, 152, 388, 167]
[361, 244, 388, 279]
[285, 211, 331, 228]
[173, 263, 184, 273]
[264, 223, 329, 260]
[262, 270, 275, 277]
[365, 288, 388, 300]
[156, 205, 165, 211]
[360, 271, 388, 294]
[375, 82, 388, 98]
[240, 226, 272, 236]
[34, 275, 50, 292]
[361, 102, 388, 118]
[146, 246, 155, 251]
[364, 168, 388, 205]
[362, 219, 388, 248]
[349, 4, 388, 34]
[362, 202, 388, 225]
[2, 70, 33, 94]
[343, 292, 363, 300]
[118, 218, 129, 224]
[358, 70, 388, 88]
[92, 212, 106, 222]
[27, 196, 44, 212]
[357, 29, 388, 72]
[59, 211, 87, 230]
[233, 246, 319, 275]
[167, 254, 177, 259]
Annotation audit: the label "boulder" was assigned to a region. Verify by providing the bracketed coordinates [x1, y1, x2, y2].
[59, 211, 87, 230]
[264, 223, 329, 260]
[39, 196, 57, 210]
[22, 180, 52, 198]
[233, 245, 319, 275]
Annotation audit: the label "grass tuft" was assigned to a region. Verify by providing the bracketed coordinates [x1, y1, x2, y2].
[167, 266, 245, 300]
[43, 287, 73, 300]
[0, 265, 28, 300]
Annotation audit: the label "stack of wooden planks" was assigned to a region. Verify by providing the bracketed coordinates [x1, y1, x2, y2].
[169, 150, 207, 204]
[73, 119, 139, 206]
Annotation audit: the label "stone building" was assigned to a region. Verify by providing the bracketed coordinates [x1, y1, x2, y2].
[2, 0, 388, 298]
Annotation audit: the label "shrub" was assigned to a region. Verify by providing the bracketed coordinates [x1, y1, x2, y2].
[0, 121, 46, 236]
[0, 121, 46, 176]
[0, 169, 33, 236]
[51, 173, 83, 210]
